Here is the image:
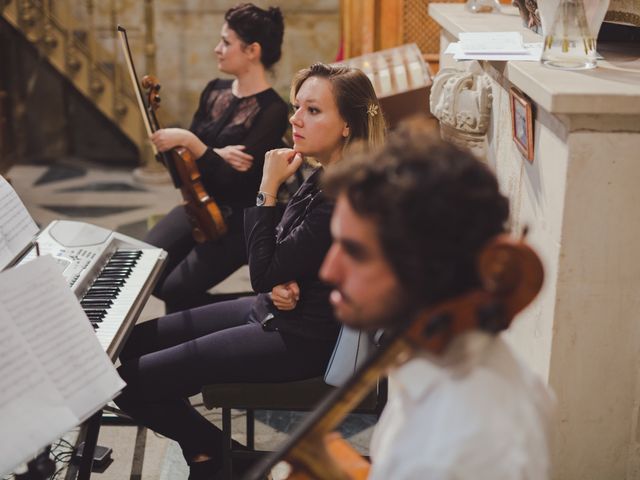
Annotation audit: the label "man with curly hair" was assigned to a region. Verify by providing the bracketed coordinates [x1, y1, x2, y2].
[320, 117, 554, 479]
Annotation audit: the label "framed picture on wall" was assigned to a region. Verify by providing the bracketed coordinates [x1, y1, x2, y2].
[509, 87, 534, 162]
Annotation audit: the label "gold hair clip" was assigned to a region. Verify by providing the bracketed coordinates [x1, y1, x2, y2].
[367, 103, 379, 117]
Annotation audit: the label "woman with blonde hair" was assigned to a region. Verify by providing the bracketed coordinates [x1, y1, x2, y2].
[115, 63, 385, 480]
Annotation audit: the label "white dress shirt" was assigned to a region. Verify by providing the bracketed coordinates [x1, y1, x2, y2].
[368, 331, 555, 480]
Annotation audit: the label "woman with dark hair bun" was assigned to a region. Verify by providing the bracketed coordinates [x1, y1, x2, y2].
[144, 3, 288, 313]
[225, 3, 284, 69]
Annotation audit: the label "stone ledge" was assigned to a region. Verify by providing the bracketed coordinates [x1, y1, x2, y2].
[429, 3, 640, 115]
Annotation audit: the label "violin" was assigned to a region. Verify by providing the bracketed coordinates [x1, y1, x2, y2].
[244, 234, 544, 480]
[117, 26, 226, 243]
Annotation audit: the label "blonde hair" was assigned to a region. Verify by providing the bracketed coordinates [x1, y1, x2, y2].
[291, 63, 386, 152]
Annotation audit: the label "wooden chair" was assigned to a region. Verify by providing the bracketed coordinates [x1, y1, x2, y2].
[201, 373, 386, 479]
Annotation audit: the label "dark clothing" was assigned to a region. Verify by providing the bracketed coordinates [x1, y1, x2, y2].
[144, 205, 246, 312]
[116, 168, 339, 466]
[144, 78, 288, 312]
[115, 298, 336, 462]
[245, 169, 338, 340]
[192, 79, 289, 210]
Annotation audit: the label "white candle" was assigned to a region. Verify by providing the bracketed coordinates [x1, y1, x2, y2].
[408, 60, 425, 88]
[376, 57, 392, 96]
[393, 54, 409, 92]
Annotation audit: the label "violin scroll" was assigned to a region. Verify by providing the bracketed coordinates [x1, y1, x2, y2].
[406, 235, 544, 354]
[142, 75, 162, 112]
[477, 234, 544, 320]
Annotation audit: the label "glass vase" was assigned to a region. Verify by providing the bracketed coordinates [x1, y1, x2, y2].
[539, 0, 610, 70]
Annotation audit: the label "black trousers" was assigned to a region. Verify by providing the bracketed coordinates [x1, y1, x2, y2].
[144, 205, 247, 313]
[114, 297, 336, 463]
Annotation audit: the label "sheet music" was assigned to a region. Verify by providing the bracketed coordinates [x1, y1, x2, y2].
[0, 256, 125, 475]
[0, 302, 77, 476]
[0, 176, 38, 270]
[0, 234, 9, 272]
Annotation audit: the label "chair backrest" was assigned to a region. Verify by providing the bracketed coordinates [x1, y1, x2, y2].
[324, 325, 377, 387]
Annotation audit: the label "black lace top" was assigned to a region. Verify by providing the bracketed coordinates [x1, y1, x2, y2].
[192, 79, 288, 212]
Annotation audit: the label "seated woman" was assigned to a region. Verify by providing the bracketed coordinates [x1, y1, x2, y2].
[145, 3, 289, 313]
[114, 63, 385, 480]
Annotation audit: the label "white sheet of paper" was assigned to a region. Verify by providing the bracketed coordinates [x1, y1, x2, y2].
[0, 303, 77, 476]
[0, 256, 126, 475]
[459, 31, 527, 54]
[445, 42, 543, 62]
[0, 234, 10, 274]
[0, 176, 38, 270]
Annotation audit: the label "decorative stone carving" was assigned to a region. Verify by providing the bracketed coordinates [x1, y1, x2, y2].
[513, 0, 542, 33]
[429, 61, 493, 158]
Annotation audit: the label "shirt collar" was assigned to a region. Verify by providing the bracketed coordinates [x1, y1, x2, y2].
[391, 330, 496, 402]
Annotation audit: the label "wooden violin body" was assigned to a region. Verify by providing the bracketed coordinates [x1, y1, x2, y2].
[141, 75, 227, 243]
[170, 144, 227, 243]
[245, 235, 544, 480]
[117, 26, 226, 243]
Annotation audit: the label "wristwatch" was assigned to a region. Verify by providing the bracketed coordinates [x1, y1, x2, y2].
[256, 191, 276, 206]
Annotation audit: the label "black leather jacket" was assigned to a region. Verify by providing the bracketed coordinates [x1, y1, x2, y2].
[244, 169, 339, 341]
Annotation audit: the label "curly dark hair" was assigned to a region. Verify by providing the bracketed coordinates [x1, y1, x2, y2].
[323, 116, 509, 308]
[225, 3, 284, 69]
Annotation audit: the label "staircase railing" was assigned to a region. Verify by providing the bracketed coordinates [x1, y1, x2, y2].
[1, 0, 167, 170]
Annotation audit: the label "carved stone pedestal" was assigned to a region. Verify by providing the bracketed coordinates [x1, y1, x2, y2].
[429, 61, 492, 159]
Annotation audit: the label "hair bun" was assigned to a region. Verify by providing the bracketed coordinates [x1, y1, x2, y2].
[267, 6, 284, 26]
[225, 3, 284, 69]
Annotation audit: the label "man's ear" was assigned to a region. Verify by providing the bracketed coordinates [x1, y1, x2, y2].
[342, 124, 350, 138]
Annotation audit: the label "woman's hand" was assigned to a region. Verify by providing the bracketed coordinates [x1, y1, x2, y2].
[150, 128, 207, 158]
[214, 145, 254, 172]
[151, 128, 190, 152]
[260, 148, 304, 195]
[271, 281, 300, 311]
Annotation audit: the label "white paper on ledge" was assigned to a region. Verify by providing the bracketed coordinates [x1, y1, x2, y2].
[445, 42, 543, 61]
[458, 31, 527, 54]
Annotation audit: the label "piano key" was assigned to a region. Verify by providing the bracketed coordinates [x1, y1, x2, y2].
[92, 250, 165, 356]
[81, 302, 113, 309]
[86, 286, 121, 293]
[83, 294, 116, 300]
[96, 279, 128, 284]
[102, 267, 133, 273]
[81, 298, 113, 304]
[111, 252, 142, 259]
[17, 220, 166, 361]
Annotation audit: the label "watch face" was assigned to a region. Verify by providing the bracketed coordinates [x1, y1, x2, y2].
[256, 192, 266, 206]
